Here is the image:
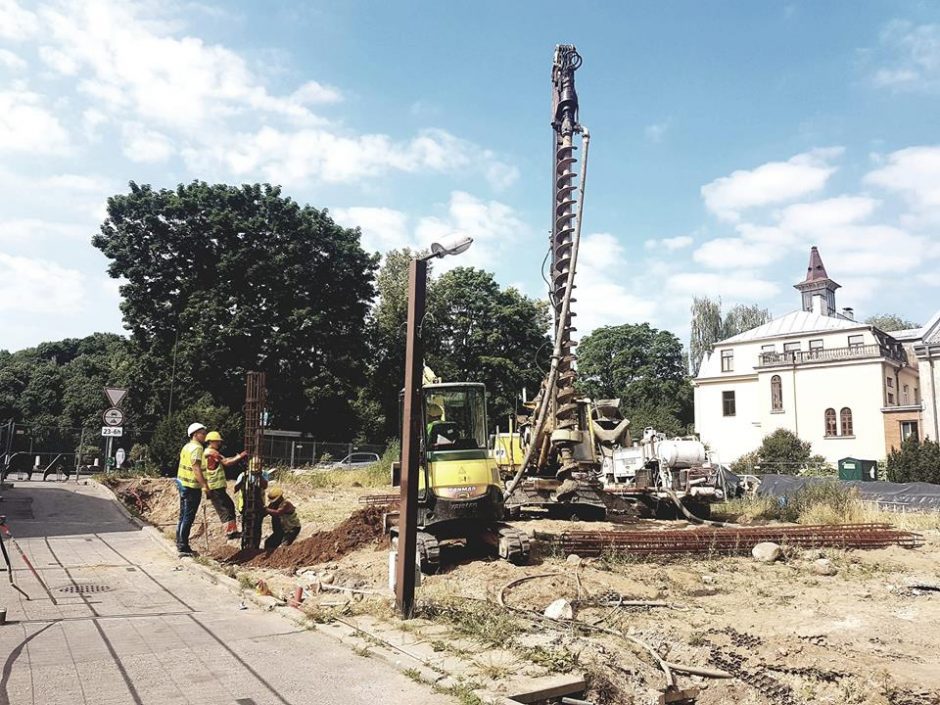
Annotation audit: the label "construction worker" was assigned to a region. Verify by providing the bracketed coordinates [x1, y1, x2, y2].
[203, 431, 248, 539]
[263, 486, 301, 551]
[176, 422, 208, 557]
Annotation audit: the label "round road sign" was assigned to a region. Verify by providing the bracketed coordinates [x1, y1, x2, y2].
[103, 407, 124, 426]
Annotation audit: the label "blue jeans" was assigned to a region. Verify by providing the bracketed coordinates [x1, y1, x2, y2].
[176, 483, 202, 551]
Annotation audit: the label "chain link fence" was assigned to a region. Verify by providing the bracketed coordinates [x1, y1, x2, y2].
[262, 431, 384, 468]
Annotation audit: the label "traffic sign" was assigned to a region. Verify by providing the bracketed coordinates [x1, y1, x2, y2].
[102, 407, 124, 426]
[104, 387, 128, 407]
[115, 448, 126, 466]
[101, 426, 123, 437]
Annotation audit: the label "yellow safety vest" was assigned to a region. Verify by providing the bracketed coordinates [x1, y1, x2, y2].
[279, 504, 301, 532]
[177, 440, 205, 489]
[204, 448, 226, 490]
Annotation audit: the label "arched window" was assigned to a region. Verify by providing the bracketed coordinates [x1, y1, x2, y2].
[771, 375, 783, 411]
[825, 408, 837, 437]
[840, 408, 853, 436]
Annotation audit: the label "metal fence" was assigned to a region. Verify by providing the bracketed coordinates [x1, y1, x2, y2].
[261, 431, 384, 468]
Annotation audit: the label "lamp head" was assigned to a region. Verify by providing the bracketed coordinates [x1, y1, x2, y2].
[429, 233, 473, 259]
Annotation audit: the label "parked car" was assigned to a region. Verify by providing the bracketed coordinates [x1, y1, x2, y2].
[318, 452, 381, 470]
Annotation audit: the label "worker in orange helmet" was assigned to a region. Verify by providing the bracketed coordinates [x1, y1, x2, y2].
[263, 486, 301, 551]
[203, 431, 248, 540]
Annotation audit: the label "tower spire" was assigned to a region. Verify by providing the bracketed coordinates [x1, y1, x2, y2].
[794, 245, 840, 315]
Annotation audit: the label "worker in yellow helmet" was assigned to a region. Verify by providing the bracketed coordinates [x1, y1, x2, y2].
[203, 431, 249, 540]
[176, 422, 208, 557]
[263, 486, 301, 551]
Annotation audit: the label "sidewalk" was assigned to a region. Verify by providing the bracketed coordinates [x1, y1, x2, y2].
[0, 480, 455, 705]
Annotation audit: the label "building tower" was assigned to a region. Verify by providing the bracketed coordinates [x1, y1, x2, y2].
[794, 245, 840, 316]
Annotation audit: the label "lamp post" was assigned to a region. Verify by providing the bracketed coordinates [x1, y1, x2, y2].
[396, 234, 473, 619]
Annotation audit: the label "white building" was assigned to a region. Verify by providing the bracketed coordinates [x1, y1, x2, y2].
[693, 247, 923, 468]
[895, 311, 940, 445]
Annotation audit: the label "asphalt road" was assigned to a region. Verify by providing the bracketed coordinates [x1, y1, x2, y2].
[0, 480, 454, 705]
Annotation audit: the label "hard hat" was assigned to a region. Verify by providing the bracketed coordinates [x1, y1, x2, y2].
[427, 404, 444, 419]
[267, 486, 283, 500]
[187, 422, 207, 437]
[205, 431, 223, 442]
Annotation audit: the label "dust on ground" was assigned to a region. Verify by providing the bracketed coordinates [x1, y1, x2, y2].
[106, 477, 940, 705]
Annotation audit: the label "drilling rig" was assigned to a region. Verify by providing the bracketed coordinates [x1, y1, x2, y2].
[504, 45, 622, 519]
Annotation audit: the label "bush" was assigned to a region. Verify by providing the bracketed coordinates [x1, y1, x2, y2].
[148, 394, 242, 469]
[886, 436, 940, 484]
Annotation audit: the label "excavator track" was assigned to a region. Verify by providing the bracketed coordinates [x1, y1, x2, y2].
[487, 524, 531, 565]
[416, 531, 441, 574]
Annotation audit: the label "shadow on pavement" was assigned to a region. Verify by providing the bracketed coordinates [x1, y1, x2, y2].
[0, 483, 143, 538]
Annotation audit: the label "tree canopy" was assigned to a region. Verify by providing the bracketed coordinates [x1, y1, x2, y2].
[92, 182, 379, 438]
[576, 323, 692, 435]
[733, 428, 830, 476]
[689, 297, 771, 376]
[864, 313, 919, 332]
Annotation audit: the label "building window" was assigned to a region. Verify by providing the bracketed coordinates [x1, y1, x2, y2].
[848, 334, 864, 349]
[783, 342, 800, 352]
[901, 421, 919, 441]
[840, 407, 853, 436]
[809, 339, 824, 350]
[771, 375, 783, 412]
[825, 408, 837, 437]
[887, 392, 895, 405]
[903, 384, 910, 404]
[720, 349, 733, 372]
[722, 391, 736, 417]
[761, 344, 775, 353]
[886, 378, 894, 388]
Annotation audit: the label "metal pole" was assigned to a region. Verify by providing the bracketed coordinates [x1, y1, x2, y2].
[76, 428, 85, 481]
[396, 257, 426, 619]
[167, 327, 179, 419]
[106, 436, 113, 472]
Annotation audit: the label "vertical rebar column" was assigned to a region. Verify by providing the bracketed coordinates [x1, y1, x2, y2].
[241, 371, 267, 550]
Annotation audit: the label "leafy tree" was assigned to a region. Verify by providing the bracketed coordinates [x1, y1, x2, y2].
[749, 428, 816, 476]
[576, 323, 692, 433]
[148, 394, 243, 472]
[722, 304, 771, 339]
[865, 313, 919, 332]
[92, 182, 379, 438]
[689, 296, 722, 376]
[886, 436, 940, 484]
[424, 267, 550, 426]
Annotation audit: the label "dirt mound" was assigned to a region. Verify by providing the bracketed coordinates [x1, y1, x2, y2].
[217, 505, 386, 569]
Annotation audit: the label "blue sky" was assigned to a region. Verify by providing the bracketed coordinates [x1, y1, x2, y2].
[2, 0, 939, 353]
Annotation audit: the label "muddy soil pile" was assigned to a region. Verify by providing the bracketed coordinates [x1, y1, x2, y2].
[217, 505, 386, 569]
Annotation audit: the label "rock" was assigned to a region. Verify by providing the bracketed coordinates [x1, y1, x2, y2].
[320, 573, 335, 585]
[566, 553, 582, 565]
[543, 598, 574, 620]
[702, 574, 716, 585]
[752, 542, 783, 563]
[813, 558, 838, 576]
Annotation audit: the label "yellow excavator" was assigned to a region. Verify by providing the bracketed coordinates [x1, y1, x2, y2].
[392, 370, 530, 572]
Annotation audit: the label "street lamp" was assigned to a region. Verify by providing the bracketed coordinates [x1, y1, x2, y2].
[396, 234, 473, 619]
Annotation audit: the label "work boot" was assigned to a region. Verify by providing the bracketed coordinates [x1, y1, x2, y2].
[224, 520, 240, 539]
[177, 546, 197, 558]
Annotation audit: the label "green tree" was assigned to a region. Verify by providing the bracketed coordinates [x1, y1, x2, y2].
[148, 394, 243, 471]
[576, 323, 692, 433]
[749, 428, 820, 476]
[92, 182, 379, 438]
[722, 304, 771, 339]
[424, 267, 550, 426]
[689, 296, 722, 376]
[886, 436, 940, 484]
[864, 313, 919, 332]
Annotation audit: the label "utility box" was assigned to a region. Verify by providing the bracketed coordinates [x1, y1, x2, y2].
[838, 457, 877, 482]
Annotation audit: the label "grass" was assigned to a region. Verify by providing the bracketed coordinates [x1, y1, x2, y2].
[272, 443, 399, 490]
[415, 598, 522, 646]
[715, 483, 940, 530]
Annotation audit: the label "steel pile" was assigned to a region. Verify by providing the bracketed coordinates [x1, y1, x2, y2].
[558, 523, 923, 557]
[358, 493, 399, 507]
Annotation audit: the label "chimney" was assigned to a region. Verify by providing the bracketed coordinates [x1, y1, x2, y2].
[842, 307, 854, 321]
[812, 295, 826, 316]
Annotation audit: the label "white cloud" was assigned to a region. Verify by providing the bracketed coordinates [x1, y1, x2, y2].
[644, 119, 671, 143]
[701, 148, 843, 221]
[0, 253, 84, 313]
[0, 48, 25, 70]
[0, 218, 89, 245]
[870, 21, 940, 91]
[644, 235, 693, 251]
[776, 195, 879, 231]
[0, 87, 70, 154]
[121, 122, 175, 163]
[666, 271, 781, 302]
[331, 206, 410, 253]
[865, 145, 940, 211]
[290, 80, 342, 105]
[0, 0, 38, 40]
[692, 238, 779, 269]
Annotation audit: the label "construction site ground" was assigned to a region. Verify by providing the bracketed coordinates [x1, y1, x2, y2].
[107, 475, 940, 705]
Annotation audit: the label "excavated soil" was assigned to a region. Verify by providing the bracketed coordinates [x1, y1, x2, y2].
[214, 505, 386, 568]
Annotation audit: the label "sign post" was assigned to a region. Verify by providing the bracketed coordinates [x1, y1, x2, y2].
[102, 388, 128, 470]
